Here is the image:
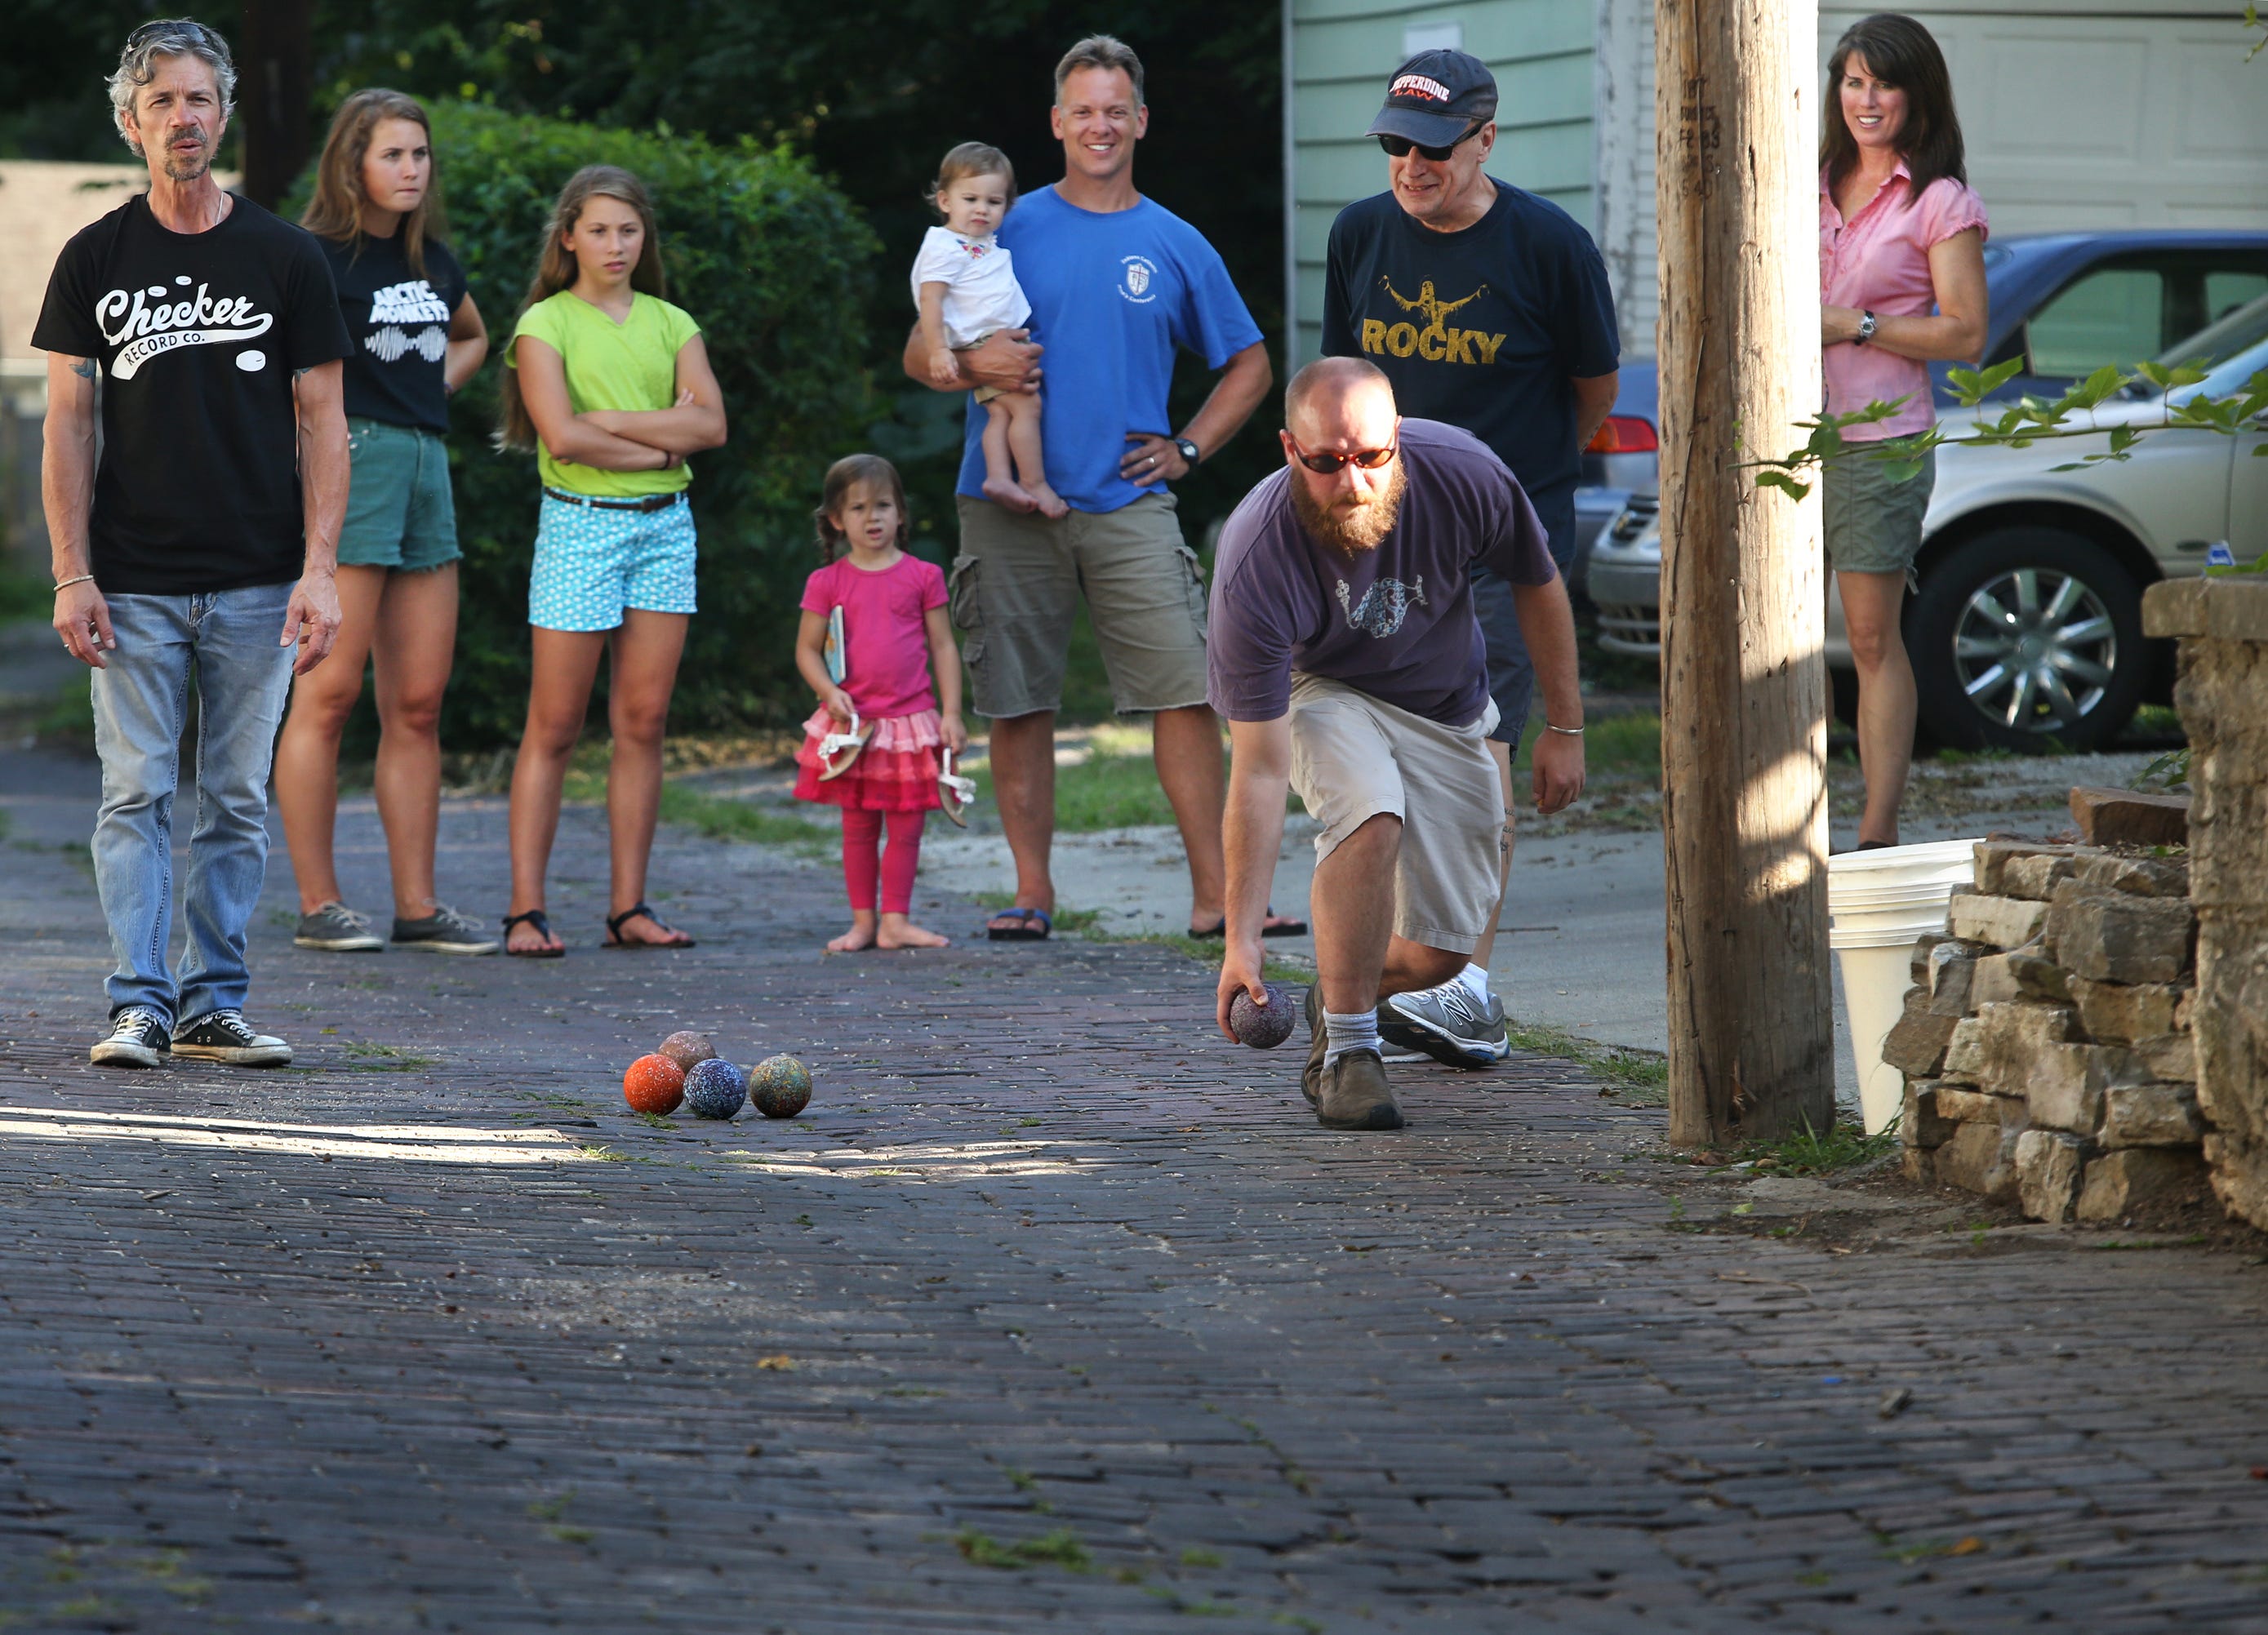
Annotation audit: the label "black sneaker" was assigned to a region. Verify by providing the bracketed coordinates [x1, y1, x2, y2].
[391, 902, 500, 956]
[171, 1010, 293, 1066]
[91, 1007, 172, 1069]
[295, 901, 384, 952]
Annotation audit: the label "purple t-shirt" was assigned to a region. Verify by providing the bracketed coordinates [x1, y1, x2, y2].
[1207, 419, 1554, 727]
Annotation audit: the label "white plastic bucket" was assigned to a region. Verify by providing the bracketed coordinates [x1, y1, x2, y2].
[1828, 838, 1982, 1135]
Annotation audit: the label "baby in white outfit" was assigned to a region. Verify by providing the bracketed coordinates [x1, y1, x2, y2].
[912, 142, 1063, 518]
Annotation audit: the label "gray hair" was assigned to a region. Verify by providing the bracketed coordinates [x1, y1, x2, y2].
[1054, 34, 1145, 106]
[109, 19, 237, 150]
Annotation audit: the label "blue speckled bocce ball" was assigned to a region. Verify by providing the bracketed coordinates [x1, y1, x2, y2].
[684, 1057, 748, 1120]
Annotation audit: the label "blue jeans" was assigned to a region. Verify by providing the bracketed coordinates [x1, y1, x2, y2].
[89, 586, 296, 1026]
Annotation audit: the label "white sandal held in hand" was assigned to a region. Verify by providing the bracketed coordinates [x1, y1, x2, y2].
[938, 747, 976, 827]
[816, 709, 874, 782]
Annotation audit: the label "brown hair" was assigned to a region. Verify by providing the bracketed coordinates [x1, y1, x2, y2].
[497, 166, 669, 453]
[1054, 34, 1144, 105]
[812, 455, 910, 565]
[930, 142, 1017, 216]
[302, 88, 442, 278]
[1821, 14, 1968, 209]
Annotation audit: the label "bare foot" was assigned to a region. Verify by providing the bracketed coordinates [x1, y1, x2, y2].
[827, 912, 879, 953]
[981, 475, 1038, 514]
[876, 912, 950, 949]
[1026, 482, 1070, 521]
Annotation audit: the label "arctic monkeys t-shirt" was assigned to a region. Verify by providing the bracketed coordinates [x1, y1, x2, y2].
[33, 193, 351, 594]
[323, 229, 466, 433]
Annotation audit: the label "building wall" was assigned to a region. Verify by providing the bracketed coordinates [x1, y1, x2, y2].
[1286, 0, 1599, 370]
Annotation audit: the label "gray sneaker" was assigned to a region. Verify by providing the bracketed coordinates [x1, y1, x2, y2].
[172, 1009, 292, 1066]
[1315, 1049, 1404, 1131]
[392, 903, 500, 956]
[1383, 982, 1511, 1069]
[295, 901, 383, 952]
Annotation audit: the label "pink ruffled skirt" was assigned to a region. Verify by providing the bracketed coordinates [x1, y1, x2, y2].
[791, 708, 943, 812]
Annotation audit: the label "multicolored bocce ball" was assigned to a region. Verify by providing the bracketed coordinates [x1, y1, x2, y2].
[623, 1052, 686, 1114]
[684, 1057, 749, 1120]
[659, 1030, 718, 1072]
[1230, 982, 1296, 1049]
[749, 1054, 812, 1119]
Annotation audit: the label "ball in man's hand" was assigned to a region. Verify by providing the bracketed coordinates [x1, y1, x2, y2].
[1230, 983, 1296, 1049]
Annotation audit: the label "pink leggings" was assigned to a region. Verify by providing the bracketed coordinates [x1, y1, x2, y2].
[840, 809, 925, 914]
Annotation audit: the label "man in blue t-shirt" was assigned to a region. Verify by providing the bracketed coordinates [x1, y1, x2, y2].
[903, 34, 1277, 944]
[1320, 49, 1620, 1068]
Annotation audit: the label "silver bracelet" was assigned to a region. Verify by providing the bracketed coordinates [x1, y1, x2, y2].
[1545, 722, 1585, 736]
[53, 574, 95, 592]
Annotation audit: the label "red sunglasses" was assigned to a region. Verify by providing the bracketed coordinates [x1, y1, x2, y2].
[1287, 434, 1399, 475]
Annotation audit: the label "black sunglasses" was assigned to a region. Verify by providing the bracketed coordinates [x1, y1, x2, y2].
[1376, 124, 1480, 162]
[1288, 435, 1399, 475]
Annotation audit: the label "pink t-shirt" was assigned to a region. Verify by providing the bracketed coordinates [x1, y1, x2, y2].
[1820, 163, 1988, 440]
[800, 553, 948, 721]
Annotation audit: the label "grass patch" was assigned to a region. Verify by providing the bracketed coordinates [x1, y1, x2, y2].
[339, 1042, 438, 1072]
[1730, 1115, 1898, 1176]
[1503, 1017, 1670, 1103]
[656, 783, 832, 852]
[2093, 1233, 2208, 1251]
[30, 676, 94, 748]
[0, 567, 53, 623]
[954, 1527, 1093, 1574]
[965, 720, 1305, 834]
[1512, 708, 1660, 779]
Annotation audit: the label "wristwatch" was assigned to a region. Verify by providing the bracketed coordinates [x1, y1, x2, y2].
[1855, 310, 1878, 346]
[1172, 437, 1201, 468]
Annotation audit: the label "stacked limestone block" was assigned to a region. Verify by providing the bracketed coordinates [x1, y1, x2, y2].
[1886, 842, 2205, 1224]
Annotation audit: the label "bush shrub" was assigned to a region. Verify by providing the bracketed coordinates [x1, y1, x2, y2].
[305, 102, 879, 752]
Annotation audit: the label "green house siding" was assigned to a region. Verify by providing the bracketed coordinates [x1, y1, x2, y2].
[1287, 0, 1598, 370]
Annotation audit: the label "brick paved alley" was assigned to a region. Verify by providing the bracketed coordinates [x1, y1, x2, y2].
[3, 747, 2266, 1634]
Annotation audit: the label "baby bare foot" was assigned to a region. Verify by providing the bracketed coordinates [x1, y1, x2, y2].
[981, 475, 1038, 514]
[876, 913, 950, 949]
[827, 913, 879, 953]
[1026, 482, 1070, 520]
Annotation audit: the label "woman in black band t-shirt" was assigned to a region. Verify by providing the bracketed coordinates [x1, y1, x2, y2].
[272, 89, 497, 956]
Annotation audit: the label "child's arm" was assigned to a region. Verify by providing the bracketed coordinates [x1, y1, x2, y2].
[923, 602, 967, 753]
[515, 337, 680, 471]
[578, 335, 728, 455]
[795, 609, 856, 724]
[916, 284, 961, 389]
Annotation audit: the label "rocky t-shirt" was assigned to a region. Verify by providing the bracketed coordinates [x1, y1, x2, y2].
[33, 193, 350, 595]
[323, 229, 466, 433]
[1207, 420, 1556, 729]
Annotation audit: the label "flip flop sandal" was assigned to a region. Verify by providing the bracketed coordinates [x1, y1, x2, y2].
[604, 901, 696, 950]
[938, 747, 976, 828]
[501, 909, 565, 958]
[1189, 906, 1310, 940]
[985, 906, 1052, 942]
[815, 709, 874, 782]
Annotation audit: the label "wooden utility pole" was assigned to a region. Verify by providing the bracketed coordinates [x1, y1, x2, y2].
[1656, 0, 1834, 1146]
[237, 0, 313, 208]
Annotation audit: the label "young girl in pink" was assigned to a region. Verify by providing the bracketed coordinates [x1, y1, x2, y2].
[793, 455, 967, 951]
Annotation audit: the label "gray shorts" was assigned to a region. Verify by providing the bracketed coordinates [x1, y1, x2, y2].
[1287, 673, 1505, 956]
[1824, 444, 1936, 575]
[950, 492, 1210, 718]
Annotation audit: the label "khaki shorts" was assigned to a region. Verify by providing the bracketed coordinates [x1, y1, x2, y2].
[1287, 673, 1505, 956]
[1824, 444, 1935, 576]
[951, 492, 1210, 718]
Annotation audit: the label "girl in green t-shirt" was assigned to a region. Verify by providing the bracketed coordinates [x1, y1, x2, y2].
[496, 165, 727, 957]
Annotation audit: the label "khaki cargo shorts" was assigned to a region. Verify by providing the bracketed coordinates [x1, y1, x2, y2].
[1287, 673, 1505, 956]
[950, 492, 1210, 719]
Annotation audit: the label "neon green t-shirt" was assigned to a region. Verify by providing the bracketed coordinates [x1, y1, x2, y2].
[509, 290, 702, 498]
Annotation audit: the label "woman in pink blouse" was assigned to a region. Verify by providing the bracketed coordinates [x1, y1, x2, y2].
[1819, 13, 1987, 847]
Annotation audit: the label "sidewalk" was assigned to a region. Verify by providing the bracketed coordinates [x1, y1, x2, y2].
[3, 709, 2266, 1631]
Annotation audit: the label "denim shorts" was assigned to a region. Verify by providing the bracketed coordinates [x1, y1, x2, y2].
[340, 419, 460, 571]
[527, 490, 697, 631]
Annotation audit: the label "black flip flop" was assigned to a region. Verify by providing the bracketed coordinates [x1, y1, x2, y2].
[604, 901, 696, 949]
[986, 906, 1052, 942]
[1189, 906, 1310, 940]
[501, 909, 565, 959]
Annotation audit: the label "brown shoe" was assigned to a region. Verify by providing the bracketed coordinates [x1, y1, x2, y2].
[1301, 983, 1326, 1107]
[1315, 1048, 1403, 1131]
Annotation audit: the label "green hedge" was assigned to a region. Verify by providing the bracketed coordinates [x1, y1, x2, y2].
[306, 102, 879, 751]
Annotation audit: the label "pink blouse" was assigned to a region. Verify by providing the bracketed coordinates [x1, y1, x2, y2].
[1820, 162, 1988, 441]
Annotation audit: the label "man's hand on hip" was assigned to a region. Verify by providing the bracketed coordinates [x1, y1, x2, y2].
[54, 582, 115, 670]
[1120, 432, 1188, 487]
[281, 569, 343, 674]
[1531, 729, 1585, 816]
[1215, 939, 1270, 1041]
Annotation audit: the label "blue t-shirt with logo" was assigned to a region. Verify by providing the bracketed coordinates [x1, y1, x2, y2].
[955, 185, 1263, 515]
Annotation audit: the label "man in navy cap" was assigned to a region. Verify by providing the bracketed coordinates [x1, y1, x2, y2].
[1320, 47, 1620, 1071]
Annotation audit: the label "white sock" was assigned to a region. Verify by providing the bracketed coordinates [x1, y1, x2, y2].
[1455, 962, 1492, 1004]
[1323, 1008, 1381, 1067]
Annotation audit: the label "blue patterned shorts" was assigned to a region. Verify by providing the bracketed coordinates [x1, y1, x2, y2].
[527, 491, 697, 631]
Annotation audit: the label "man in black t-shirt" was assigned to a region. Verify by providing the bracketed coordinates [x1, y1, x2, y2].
[1320, 49, 1620, 1070]
[36, 20, 351, 1070]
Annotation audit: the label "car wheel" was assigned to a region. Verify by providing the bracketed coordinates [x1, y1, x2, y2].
[1907, 526, 2146, 753]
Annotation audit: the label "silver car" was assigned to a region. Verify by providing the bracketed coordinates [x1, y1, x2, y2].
[1586, 299, 2268, 751]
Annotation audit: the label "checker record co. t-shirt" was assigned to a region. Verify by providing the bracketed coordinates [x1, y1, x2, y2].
[955, 186, 1263, 514]
[1321, 181, 1619, 558]
[323, 229, 467, 433]
[1207, 420, 1556, 729]
[33, 193, 351, 595]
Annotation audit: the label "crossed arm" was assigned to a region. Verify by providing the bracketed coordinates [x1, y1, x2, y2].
[514, 332, 728, 471]
[1822, 227, 1988, 363]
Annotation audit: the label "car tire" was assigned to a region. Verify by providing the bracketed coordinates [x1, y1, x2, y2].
[1906, 526, 2147, 753]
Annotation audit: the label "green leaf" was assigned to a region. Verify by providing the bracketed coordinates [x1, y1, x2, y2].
[2070, 363, 2128, 409]
[1754, 469, 1812, 500]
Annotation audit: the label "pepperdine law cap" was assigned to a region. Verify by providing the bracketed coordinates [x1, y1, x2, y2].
[1367, 49, 1499, 147]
